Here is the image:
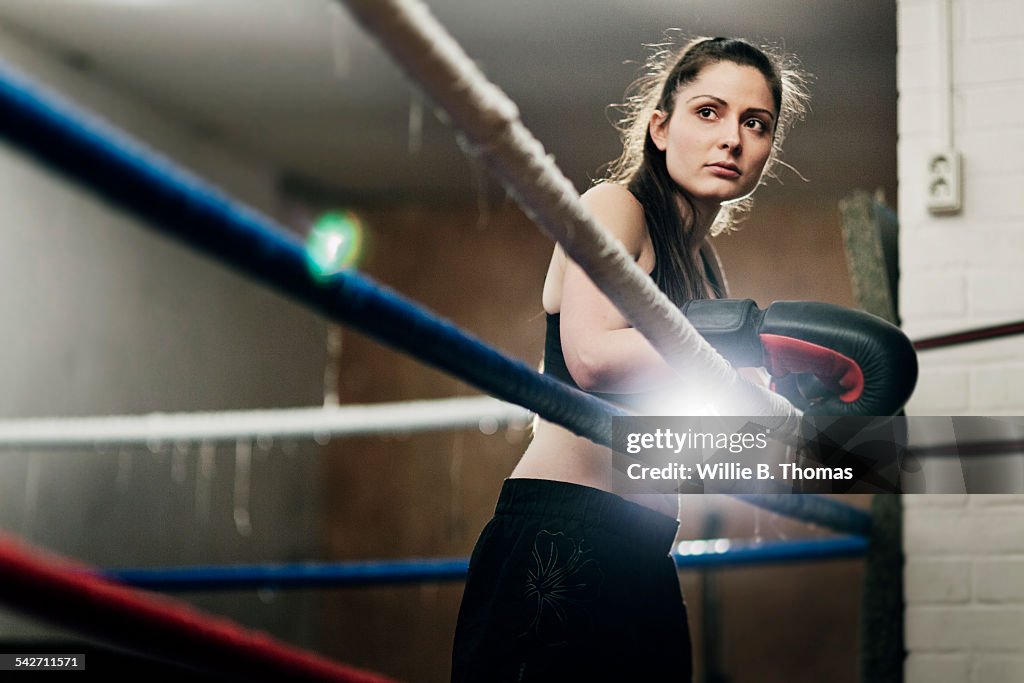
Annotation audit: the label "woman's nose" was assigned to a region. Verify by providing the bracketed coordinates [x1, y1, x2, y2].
[718, 123, 742, 152]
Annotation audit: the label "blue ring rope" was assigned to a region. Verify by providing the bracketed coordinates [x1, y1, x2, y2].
[674, 535, 868, 568]
[101, 536, 867, 592]
[732, 494, 873, 537]
[0, 58, 622, 448]
[0, 59, 871, 537]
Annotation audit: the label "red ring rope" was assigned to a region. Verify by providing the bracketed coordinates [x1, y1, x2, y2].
[0, 532, 397, 682]
[913, 320, 1024, 351]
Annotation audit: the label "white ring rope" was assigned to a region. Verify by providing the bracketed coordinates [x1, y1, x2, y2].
[0, 397, 531, 449]
[336, 0, 801, 437]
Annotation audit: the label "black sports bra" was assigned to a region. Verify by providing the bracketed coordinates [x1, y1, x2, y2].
[542, 249, 723, 406]
[542, 312, 627, 405]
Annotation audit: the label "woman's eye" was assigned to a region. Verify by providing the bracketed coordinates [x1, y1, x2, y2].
[696, 107, 717, 119]
[745, 118, 768, 132]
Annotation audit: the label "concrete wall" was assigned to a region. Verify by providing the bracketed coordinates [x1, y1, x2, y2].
[0, 27, 328, 648]
[899, 0, 1024, 680]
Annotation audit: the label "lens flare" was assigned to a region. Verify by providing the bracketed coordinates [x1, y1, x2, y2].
[306, 210, 365, 279]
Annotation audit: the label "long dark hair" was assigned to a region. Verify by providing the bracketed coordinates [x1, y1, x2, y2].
[605, 36, 809, 305]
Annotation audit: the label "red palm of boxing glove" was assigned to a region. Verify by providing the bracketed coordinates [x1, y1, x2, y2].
[681, 299, 917, 416]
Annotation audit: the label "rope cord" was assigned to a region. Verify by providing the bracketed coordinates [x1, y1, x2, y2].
[0, 58, 624, 448]
[913, 319, 1024, 351]
[335, 0, 801, 436]
[0, 533, 395, 682]
[101, 535, 868, 592]
[0, 56, 850, 531]
[0, 396, 530, 448]
[733, 493, 873, 536]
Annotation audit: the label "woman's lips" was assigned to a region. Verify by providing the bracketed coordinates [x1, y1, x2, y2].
[706, 163, 741, 179]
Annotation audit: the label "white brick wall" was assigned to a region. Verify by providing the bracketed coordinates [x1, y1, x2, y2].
[899, 0, 1024, 678]
[903, 498, 1024, 681]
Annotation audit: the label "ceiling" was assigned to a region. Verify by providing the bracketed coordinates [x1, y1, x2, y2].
[0, 0, 897, 205]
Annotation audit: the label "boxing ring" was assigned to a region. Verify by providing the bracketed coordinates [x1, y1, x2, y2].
[0, 0, 1008, 678]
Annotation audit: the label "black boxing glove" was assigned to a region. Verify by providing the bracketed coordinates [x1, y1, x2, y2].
[769, 372, 832, 412]
[680, 299, 918, 416]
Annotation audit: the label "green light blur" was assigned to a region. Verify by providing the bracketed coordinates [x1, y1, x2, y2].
[306, 210, 365, 279]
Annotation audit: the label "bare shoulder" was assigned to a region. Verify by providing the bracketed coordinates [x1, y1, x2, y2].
[545, 183, 651, 312]
[580, 183, 647, 256]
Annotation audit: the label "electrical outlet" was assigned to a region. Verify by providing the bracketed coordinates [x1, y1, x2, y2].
[926, 149, 961, 214]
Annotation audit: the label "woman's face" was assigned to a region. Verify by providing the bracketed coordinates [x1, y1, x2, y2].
[650, 61, 776, 216]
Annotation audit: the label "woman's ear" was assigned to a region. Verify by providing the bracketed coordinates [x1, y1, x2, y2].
[649, 110, 669, 151]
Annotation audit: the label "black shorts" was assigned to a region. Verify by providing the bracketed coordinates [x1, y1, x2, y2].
[451, 478, 692, 682]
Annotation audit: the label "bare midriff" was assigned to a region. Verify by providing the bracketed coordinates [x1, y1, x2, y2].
[511, 418, 680, 520]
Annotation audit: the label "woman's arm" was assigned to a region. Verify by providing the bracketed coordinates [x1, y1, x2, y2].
[558, 184, 684, 394]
